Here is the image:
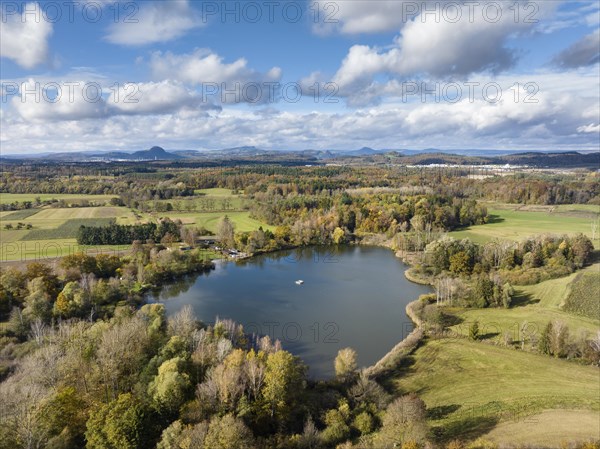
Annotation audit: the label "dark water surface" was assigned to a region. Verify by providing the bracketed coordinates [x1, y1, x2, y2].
[152, 246, 431, 378]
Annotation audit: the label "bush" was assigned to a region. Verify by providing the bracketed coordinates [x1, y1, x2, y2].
[469, 321, 480, 341]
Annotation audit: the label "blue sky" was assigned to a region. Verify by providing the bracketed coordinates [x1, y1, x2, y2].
[1, 0, 599, 153]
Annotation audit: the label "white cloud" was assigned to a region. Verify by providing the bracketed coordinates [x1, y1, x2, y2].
[3, 69, 599, 153]
[150, 50, 281, 84]
[314, 0, 557, 35]
[332, 2, 537, 93]
[13, 79, 108, 121]
[105, 0, 199, 46]
[577, 123, 600, 133]
[107, 80, 216, 115]
[11, 79, 214, 121]
[0, 2, 53, 68]
[150, 50, 282, 103]
[312, 0, 421, 35]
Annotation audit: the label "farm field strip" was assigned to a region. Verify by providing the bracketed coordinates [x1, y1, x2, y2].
[0, 193, 118, 204]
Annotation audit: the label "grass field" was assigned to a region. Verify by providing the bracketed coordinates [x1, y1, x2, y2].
[563, 270, 600, 319]
[0, 207, 139, 261]
[450, 204, 600, 247]
[169, 211, 272, 233]
[0, 193, 117, 204]
[1, 209, 41, 220]
[22, 218, 115, 240]
[194, 188, 238, 196]
[387, 339, 600, 444]
[483, 410, 600, 446]
[445, 263, 600, 344]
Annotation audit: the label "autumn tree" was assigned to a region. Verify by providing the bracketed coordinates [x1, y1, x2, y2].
[203, 414, 256, 449]
[334, 347, 358, 382]
[262, 350, 305, 423]
[216, 216, 235, 248]
[85, 393, 150, 449]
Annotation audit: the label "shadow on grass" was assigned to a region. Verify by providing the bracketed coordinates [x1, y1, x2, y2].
[427, 404, 461, 420]
[479, 331, 500, 340]
[442, 312, 463, 327]
[588, 250, 600, 265]
[486, 214, 504, 224]
[511, 292, 539, 307]
[432, 415, 499, 443]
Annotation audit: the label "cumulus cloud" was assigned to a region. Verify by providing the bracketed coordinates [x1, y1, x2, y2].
[150, 50, 282, 103]
[106, 0, 199, 46]
[0, 2, 53, 68]
[332, 3, 534, 92]
[314, 0, 556, 35]
[312, 0, 422, 35]
[552, 29, 600, 68]
[11, 79, 214, 121]
[3, 69, 598, 153]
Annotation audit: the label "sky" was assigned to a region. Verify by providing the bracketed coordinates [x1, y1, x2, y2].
[0, 0, 599, 154]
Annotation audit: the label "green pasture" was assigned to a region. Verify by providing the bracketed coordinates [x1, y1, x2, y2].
[0, 193, 117, 204]
[445, 263, 600, 344]
[167, 211, 272, 233]
[451, 205, 599, 246]
[387, 338, 600, 443]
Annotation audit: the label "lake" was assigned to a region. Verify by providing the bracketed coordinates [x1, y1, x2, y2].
[152, 245, 431, 378]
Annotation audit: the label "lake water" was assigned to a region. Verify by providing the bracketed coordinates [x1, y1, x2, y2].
[152, 245, 431, 378]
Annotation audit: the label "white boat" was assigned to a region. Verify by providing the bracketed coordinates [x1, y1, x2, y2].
[295, 280, 304, 285]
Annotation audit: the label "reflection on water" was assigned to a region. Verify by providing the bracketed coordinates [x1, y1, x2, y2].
[152, 245, 431, 378]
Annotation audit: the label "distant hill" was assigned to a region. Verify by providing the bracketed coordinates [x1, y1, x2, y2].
[495, 151, 600, 168]
[1, 147, 598, 168]
[129, 146, 183, 160]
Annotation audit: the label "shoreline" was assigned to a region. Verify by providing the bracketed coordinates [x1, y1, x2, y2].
[352, 239, 434, 377]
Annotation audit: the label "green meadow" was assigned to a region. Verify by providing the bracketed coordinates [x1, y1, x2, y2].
[446, 264, 600, 344]
[450, 203, 600, 246]
[387, 338, 600, 444]
[0, 193, 118, 204]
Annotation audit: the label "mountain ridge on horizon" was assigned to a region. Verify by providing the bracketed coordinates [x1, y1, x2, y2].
[2, 146, 598, 160]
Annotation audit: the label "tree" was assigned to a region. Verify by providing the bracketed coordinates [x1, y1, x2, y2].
[86, 393, 149, 449]
[449, 251, 471, 275]
[332, 227, 346, 244]
[334, 347, 357, 382]
[474, 275, 493, 308]
[469, 321, 480, 341]
[148, 357, 192, 413]
[352, 411, 374, 435]
[216, 216, 235, 248]
[321, 405, 351, 446]
[374, 394, 428, 448]
[550, 320, 569, 358]
[262, 350, 304, 421]
[54, 281, 87, 318]
[502, 282, 514, 308]
[538, 322, 552, 355]
[23, 277, 52, 322]
[203, 414, 255, 449]
[38, 386, 87, 447]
